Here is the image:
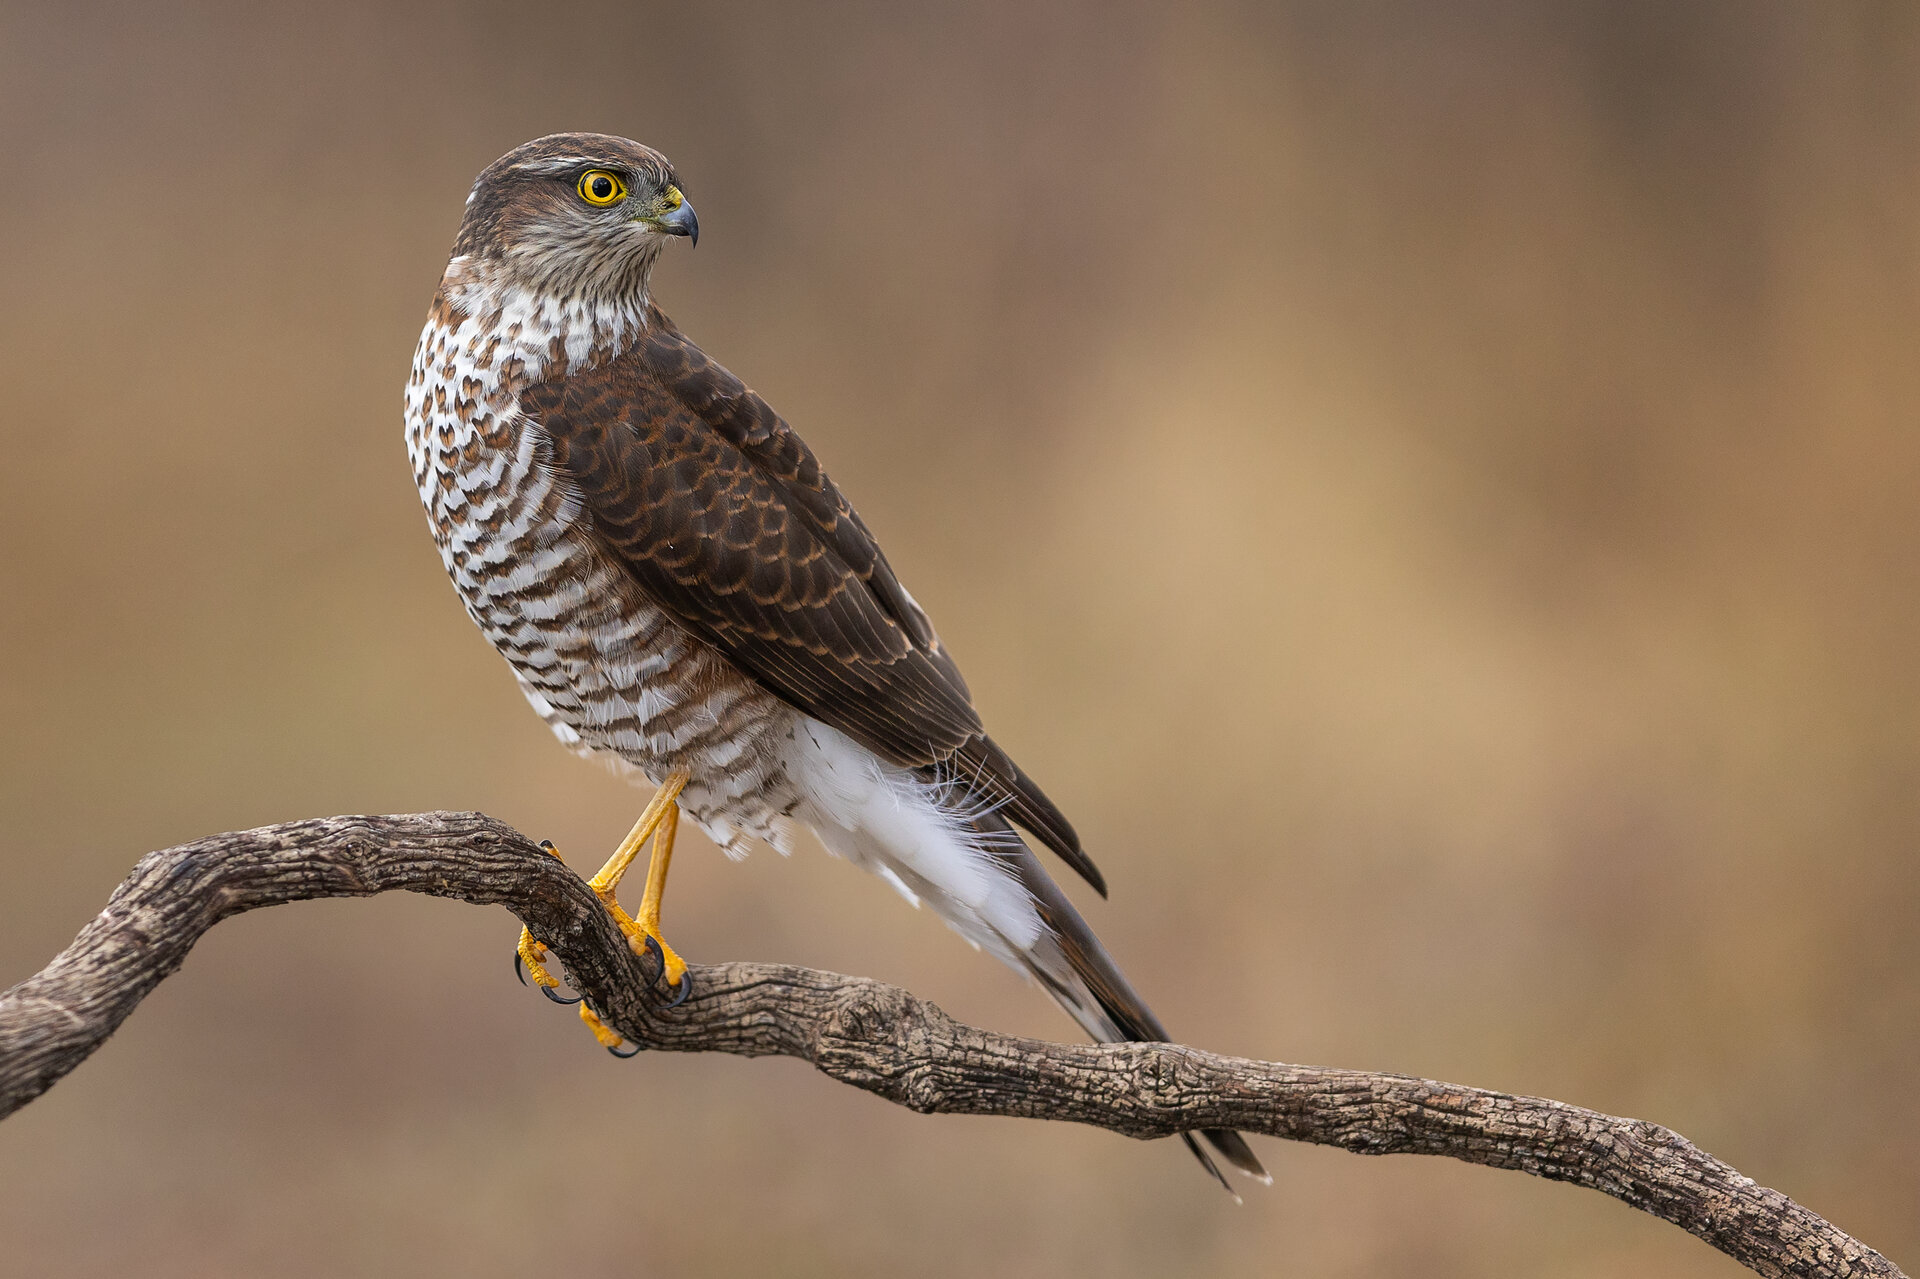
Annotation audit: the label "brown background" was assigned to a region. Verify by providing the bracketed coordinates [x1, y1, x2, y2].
[1, 3, 1914, 1275]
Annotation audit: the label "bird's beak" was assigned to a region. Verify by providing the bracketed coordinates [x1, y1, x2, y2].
[655, 198, 699, 248]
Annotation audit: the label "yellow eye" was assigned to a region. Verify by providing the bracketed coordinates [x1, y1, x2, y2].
[576, 169, 627, 206]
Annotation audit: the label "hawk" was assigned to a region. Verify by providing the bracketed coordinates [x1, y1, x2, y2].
[405, 133, 1266, 1191]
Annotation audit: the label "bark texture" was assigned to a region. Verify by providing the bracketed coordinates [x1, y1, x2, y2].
[0, 813, 1902, 1279]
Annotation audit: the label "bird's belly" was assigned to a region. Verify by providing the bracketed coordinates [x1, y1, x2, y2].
[499, 543, 801, 851]
[430, 462, 800, 854]
[407, 313, 797, 854]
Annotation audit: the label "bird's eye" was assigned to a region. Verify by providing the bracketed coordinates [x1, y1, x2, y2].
[576, 170, 627, 206]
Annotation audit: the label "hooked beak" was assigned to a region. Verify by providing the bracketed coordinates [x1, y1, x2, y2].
[655, 197, 699, 248]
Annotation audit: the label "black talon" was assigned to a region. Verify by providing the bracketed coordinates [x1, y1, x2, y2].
[608, 1039, 643, 1058]
[633, 933, 688, 1006]
[636, 934, 692, 1007]
[519, 946, 582, 1003]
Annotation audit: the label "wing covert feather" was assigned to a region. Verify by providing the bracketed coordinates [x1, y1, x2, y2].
[520, 316, 1104, 895]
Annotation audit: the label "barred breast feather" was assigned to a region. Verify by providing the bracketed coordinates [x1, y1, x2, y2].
[404, 265, 797, 854]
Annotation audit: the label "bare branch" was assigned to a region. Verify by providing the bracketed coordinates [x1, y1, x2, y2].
[0, 813, 1901, 1279]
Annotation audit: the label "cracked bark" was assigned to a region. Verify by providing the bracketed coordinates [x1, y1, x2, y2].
[0, 812, 1902, 1279]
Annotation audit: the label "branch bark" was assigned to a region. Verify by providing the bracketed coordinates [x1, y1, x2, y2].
[0, 812, 1901, 1278]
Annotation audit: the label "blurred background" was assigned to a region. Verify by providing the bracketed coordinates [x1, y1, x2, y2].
[1, 2, 1915, 1275]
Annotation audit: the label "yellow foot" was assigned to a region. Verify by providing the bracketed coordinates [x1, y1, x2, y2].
[514, 771, 694, 1056]
[513, 843, 582, 1005]
[579, 1005, 641, 1058]
[514, 927, 573, 1003]
[592, 891, 690, 994]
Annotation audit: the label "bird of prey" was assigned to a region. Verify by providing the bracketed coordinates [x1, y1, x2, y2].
[404, 133, 1266, 1191]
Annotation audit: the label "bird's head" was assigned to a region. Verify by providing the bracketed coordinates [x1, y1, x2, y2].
[450, 133, 699, 301]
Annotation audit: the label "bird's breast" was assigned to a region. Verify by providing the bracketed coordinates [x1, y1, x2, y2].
[405, 292, 798, 855]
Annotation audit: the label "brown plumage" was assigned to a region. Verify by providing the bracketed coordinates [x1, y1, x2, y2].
[405, 132, 1264, 1189]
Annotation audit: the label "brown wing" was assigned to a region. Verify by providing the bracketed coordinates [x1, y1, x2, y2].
[519, 311, 1105, 896]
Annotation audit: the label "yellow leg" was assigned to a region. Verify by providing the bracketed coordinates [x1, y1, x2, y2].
[586, 767, 689, 988]
[518, 770, 692, 1052]
[629, 798, 686, 986]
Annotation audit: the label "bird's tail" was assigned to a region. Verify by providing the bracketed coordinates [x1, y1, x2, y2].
[974, 812, 1269, 1195]
[785, 722, 1264, 1192]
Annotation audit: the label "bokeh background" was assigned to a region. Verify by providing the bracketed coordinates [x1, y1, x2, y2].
[2, 2, 1915, 1275]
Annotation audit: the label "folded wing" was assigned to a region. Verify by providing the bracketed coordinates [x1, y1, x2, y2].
[520, 310, 1105, 896]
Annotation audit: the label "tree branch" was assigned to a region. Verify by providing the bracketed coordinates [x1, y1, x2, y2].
[0, 813, 1901, 1278]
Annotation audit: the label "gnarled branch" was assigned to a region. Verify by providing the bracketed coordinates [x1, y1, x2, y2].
[0, 813, 1902, 1278]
